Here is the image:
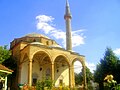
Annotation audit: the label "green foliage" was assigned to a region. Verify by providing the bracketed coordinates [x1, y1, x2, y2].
[52, 86, 70, 90]
[75, 72, 83, 85]
[36, 78, 53, 90]
[94, 47, 120, 89]
[85, 67, 93, 83]
[101, 83, 120, 90]
[0, 45, 17, 89]
[2, 55, 17, 89]
[75, 67, 93, 85]
[36, 80, 44, 90]
[114, 84, 120, 90]
[104, 74, 117, 90]
[45, 79, 53, 89]
[3, 56, 17, 77]
[0, 45, 11, 63]
[62, 86, 70, 90]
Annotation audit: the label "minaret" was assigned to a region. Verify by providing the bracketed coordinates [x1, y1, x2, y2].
[64, 0, 72, 51]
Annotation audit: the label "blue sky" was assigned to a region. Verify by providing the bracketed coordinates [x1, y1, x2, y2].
[0, 0, 120, 72]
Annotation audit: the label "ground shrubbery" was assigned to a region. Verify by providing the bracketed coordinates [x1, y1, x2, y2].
[36, 79, 53, 90]
[21, 79, 83, 90]
[103, 74, 120, 90]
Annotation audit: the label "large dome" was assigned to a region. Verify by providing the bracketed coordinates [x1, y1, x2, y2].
[24, 33, 50, 39]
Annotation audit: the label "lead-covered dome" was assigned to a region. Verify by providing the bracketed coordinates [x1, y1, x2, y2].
[10, 33, 62, 49]
[24, 33, 50, 39]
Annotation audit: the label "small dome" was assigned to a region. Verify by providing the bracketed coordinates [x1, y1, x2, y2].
[30, 42, 44, 45]
[24, 33, 50, 39]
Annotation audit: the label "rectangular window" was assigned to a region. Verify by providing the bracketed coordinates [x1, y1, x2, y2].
[32, 78, 37, 86]
[59, 79, 63, 86]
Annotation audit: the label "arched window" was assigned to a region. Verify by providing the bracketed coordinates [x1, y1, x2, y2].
[46, 68, 50, 79]
[46, 41, 49, 45]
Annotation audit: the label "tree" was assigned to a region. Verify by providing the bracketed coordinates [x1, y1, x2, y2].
[94, 47, 119, 90]
[0, 45, 11, 63]
[85, 67, 93, 84]
[75, 72, 83, 85]
[0, 45, 17, 89]
[2, 55, 17, 90]
[75, 67, 93, 85]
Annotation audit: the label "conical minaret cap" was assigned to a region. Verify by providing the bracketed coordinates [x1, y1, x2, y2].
[64, 0, 72, 18]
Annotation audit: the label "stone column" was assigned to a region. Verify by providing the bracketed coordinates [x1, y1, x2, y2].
[72, 65, 75, 87]
[82, 61, 87, 90]
[28, 60, 32, 86]
[69, 66, 72, 88]
[5, 76, 7, 90]
[51, 63, 54, 81]
[18, 64, 22, 84]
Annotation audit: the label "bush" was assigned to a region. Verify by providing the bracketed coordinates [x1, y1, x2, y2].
[36, 78, 53, 90]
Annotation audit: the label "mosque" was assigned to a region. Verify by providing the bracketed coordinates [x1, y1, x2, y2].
[10, 0, 87, 89]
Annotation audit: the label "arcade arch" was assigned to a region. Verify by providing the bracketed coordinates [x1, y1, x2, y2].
[20, 51, 52, 86]
[20, 53, 29, 84]
[71, 58, 84, 86]
[32, 51, 52, 85]
[54, 55, 70, 87]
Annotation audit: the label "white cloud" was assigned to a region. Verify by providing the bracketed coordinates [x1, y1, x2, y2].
[36, 22, 55, 34]
[36, 15, 55, 34]
[36, 15, 85, 48]
[72, 33, 85, 47]
[113, 48, 120, 56]
[86, 62, 96, 73]
[50, 30, 66, 46]
[74, 61, 82, 73]
[36, 15, 54, 23]
[74, 61, 96, 73]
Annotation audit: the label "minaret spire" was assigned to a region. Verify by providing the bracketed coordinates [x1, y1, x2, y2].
[65, 0, 71, 18]
[64, 0, 72, 51]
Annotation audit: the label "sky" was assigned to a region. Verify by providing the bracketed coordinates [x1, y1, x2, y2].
[0, 0, 120, 73]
